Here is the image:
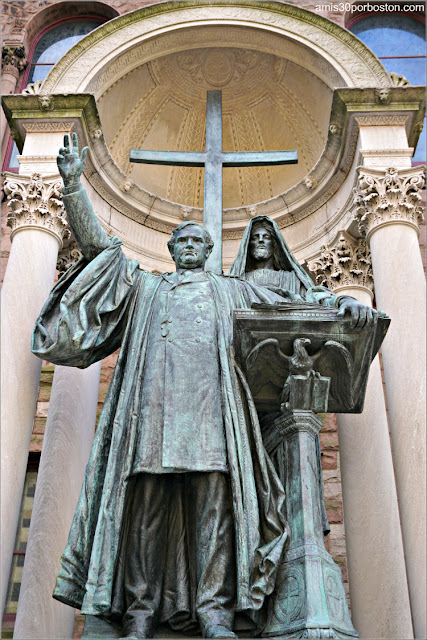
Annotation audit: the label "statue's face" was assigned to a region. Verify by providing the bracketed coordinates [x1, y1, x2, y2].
[249, 225, 274, 262]
[172, 224, 211, 269]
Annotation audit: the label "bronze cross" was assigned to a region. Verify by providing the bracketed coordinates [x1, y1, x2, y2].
[130, 90, 298, 273]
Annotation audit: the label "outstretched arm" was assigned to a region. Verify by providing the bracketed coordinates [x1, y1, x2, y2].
[58, 132, 110, 261]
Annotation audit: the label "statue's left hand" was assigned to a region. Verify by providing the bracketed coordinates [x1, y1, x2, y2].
[337, 298, 379, 329]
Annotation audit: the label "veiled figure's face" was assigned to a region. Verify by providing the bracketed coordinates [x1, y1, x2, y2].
[249, 225, 274, 263]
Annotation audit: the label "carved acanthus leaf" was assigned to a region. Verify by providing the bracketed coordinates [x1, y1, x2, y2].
[4, 173, 70, 243]
[2, 46, 28, 71]
[354, 167, 425, 236]
[308, 231, 374, 292]
[57, 240, 82, 274]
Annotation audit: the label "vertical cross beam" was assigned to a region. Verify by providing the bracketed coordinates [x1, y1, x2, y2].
[130, 90, 298, 274]
[203, 90, 223, 271]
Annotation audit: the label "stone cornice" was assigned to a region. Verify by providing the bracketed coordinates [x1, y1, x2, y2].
[354, 166, 426, 241]
[3, 172, 70, 246]
[2, 88, 425, 237]
[307, 230, 374, 294]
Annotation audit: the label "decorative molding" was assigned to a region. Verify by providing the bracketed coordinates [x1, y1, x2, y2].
[4, 173, 69, 246]
[22, 122, 74, 133]
[307, 230, 374, 293]
[38, 95, 54, 111]
[359, 148, 414, 169]
[355, 115, 409, 127]
[1, 45, 27, 72]
[21, 80, 43, 95]
[90, 128, 103, 140]
[56, 240, 82, 274]
[16, 155, 61, 175]
[390, 72, 410, 87]
[180, 205, 192, 220]
[245, 205, 257, 218]
[274, 410, 322, 439]
[354, 166, 425, 240]
[374, 88, 391, 105]
[122, 180, 133, 193]
[304, 176, 317, 190]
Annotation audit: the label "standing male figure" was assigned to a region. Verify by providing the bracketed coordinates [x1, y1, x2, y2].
[32, 135, 291, 638]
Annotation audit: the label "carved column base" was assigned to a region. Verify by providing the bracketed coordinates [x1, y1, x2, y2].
[262, 410, 357, 639]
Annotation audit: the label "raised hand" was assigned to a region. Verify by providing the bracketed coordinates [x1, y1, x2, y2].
[57, 132, 88, 188]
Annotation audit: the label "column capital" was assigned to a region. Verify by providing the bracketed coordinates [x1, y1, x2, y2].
[4, 172, 70, 247]
[1, 45, 28, 74]
[354, 166, 425, 241]
[307, 230, 374, 295]
[274, 410, 322, 439]
[57, 240, 82, 274]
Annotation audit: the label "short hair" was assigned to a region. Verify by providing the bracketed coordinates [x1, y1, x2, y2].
[167, 221, 214, 255]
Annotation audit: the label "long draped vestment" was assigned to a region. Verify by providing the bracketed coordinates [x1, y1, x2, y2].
[229, 215, 342, 307]
[32, 237, 289, 628]
[229, 215, 344, 536]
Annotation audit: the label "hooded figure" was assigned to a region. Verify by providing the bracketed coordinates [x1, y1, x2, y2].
[229, 215, 333, 535]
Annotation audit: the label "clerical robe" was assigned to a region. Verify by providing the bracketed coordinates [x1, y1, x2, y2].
[32, 237, 289, 627]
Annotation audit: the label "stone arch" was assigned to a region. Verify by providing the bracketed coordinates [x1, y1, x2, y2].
[41, 0, 390, 95]
[31, 0, 396, 255]
[23, 1, 119, 52]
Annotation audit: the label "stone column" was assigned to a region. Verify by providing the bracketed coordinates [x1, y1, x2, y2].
[13, 361, 101, 639]
[309, 231, 413, 639]
[354, 166, 426, 639]
[1, 46, 28, 157]
[0, 173, 69, 615]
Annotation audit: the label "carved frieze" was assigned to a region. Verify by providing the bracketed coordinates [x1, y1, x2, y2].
[354, 166, 425, 238]
[308, 230, 373, 293]
[4, 173, 70, 245]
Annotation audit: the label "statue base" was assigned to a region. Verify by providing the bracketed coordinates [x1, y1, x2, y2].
[82, 616, 199, 638]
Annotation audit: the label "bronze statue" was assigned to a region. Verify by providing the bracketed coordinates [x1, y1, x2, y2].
[229, 215, 374, 536]
[32, 135, 291, 639]
[32, 136, 379, 639]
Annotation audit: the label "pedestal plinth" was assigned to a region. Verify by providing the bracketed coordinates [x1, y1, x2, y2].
[262, 406, 357, 639]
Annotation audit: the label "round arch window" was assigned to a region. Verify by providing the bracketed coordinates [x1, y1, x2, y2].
[4, 17, 104, 171]
[27, 18, 104, 84]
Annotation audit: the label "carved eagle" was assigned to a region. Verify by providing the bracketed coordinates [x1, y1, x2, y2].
[246, 337, 355, 410]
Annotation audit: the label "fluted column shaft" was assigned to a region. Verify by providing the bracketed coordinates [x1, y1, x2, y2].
[355, 166, 426, 638]
[1, 173, 67, 615]
[309, 232, 413, 639]
[13, 363, 101, 639]
[1, 229, 61, 615]
[334, 286, 413, 640]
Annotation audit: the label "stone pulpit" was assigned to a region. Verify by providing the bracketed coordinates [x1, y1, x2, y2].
[234, 301, 389, 639]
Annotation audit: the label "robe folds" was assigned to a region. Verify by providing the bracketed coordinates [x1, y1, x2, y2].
[32, 237, 289, 627]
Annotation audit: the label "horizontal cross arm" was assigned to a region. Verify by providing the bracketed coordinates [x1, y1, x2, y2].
[222, 150, 298, 167]
[129, 149, 206, 167]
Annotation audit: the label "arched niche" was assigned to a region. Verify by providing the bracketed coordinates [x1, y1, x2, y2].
[34, 1, 393, 265]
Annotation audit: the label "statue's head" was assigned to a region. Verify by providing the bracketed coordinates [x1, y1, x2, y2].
[168, 221, 213, 269]
[248, 219, 276, 268]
